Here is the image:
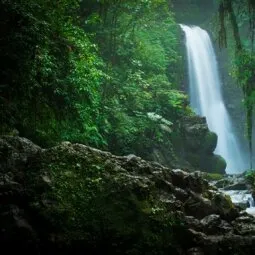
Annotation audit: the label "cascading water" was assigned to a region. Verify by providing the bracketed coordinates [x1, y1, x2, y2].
[221, 189, 255, 216]
[180, 24, 247, 174]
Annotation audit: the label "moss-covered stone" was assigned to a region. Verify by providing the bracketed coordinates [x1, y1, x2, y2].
[22, 142, 182, 254]
[203, 132, 217, 153]
[211, 193, 238, 220]
[202, 172, 224, 182]
[213, 155, 227, 174]
[2, 136, 255, 254]
[186, 152, 200, 168]
[245, 170, 255, 194]
[201, 154, 227, 174]
[176, 116, 226, 174]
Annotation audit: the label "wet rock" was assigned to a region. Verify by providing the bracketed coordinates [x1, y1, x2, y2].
[1, 136, 255, 254]
[184, 191, 217, 219]
[232, 215, 255, 235]
[185, 216, 203, 232]
[145, 114, 227, 174]
[224, 182, 247, 191]
[214, 178, 231, 189]
[220, 189, 253, 210]
[200, 214, 232, 234]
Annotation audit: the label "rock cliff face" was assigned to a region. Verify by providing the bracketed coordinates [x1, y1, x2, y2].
[149, 115, 226, 174]
[0, 136, 254, 254]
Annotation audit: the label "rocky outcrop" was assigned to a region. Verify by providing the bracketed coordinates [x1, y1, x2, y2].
[180, 116, 226, 174]
[0, 136, 254, 254]
[210, 174, 255, 214]
[148, 115, 226, 174]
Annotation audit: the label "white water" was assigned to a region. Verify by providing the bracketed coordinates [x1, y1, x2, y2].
[222, 190, 255, 216]
[180, 25, 247, 174]
[222, 190, 253, 205]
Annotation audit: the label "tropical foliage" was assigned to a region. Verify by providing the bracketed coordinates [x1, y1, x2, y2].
[218, 0, 255, 167]
[0, 0, 190, 156]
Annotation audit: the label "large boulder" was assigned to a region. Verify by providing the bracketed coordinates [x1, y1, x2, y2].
[181, 116, 226, 174]
[145, 114, 227, 174]
[181, 116, 210, 151]
[0, 136, 254, 254]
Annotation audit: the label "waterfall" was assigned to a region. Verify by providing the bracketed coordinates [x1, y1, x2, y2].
[180, 25, 247, 174]
[248, 196, 255, 207]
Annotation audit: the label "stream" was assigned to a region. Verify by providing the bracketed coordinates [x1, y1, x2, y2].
[210, 174, 255, 216]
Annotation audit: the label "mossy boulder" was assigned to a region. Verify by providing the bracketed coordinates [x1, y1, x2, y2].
[0, 137, 183, 254]
[139, 115, 226, 175]
[202, 173, 224, 182]
[201, 154, 227, 174]
[212, 155, 227, 174]
[179, 116, 226, 174]
[1, 136, 255, 254]
[203, 132, 217, 153]
[181, 116, 209, 151]
[186, 152, 200, 168]
[245, 170, 255, 196]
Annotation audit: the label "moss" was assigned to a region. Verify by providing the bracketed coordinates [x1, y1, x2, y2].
[203, 132, 217, 153]
[24, 144, 181, 253]
[211, 193, 235, 218]
[214, 179, 231, 189]
[245, 170, 255, 196]
[202, 172, 224, 181]
[200, 154, 226, 174]
[213, 155, 227, 174]
[186, 152, 200, 168]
